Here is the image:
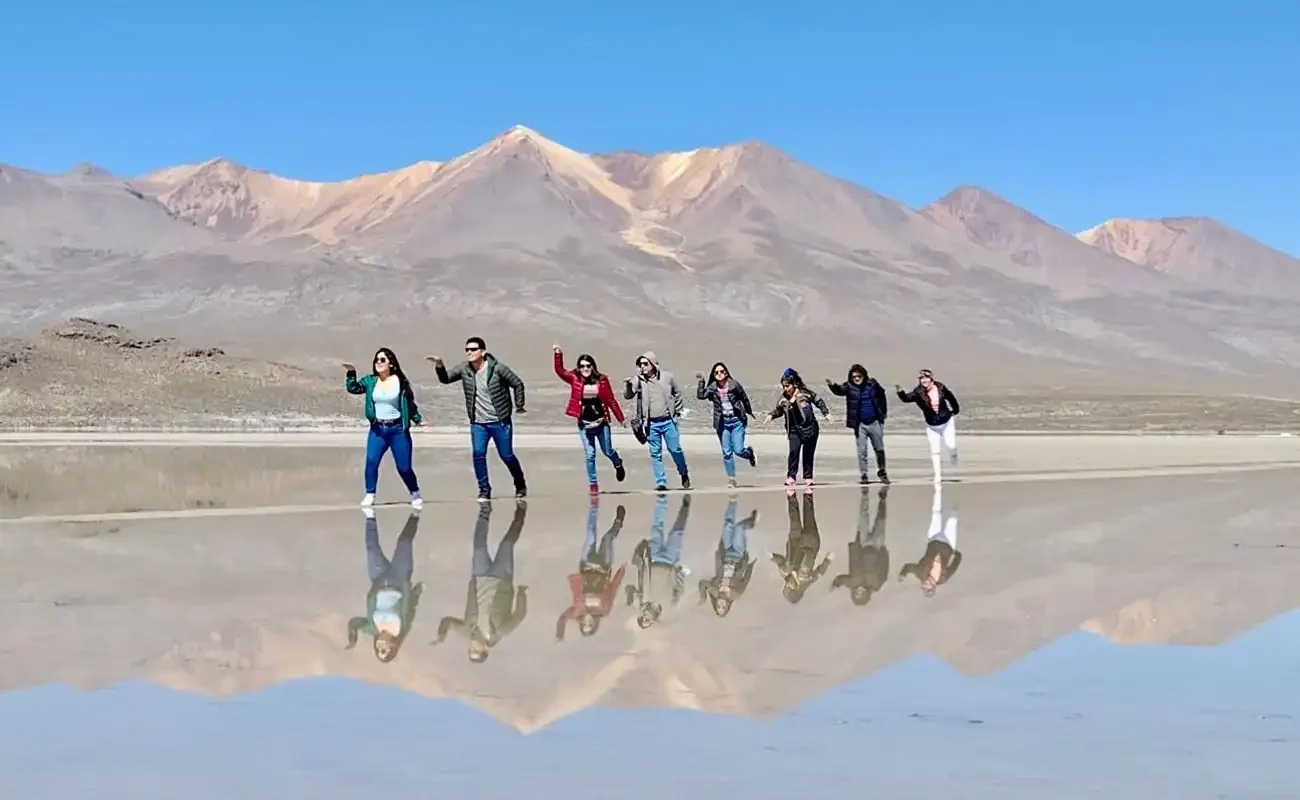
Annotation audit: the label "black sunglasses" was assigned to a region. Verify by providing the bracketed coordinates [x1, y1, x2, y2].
[375, 356, 389, 363]
[578, 362, 594, 369]
[465, 346, 482, 353]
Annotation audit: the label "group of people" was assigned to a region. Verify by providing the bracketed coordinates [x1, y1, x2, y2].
[343, 337, 963, 505]
[349, 484, 963, 663]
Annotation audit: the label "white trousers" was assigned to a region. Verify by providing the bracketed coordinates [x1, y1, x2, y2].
[925, 419, 957, 455]
[927, 484, 958, 548]
[925, 419, 957, 481]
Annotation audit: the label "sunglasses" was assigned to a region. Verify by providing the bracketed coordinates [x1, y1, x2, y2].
[374, 356, 389, 364]
[637, 360, 650, 367]
[578, 362, 594, 369]
[465, 346, 482, 353]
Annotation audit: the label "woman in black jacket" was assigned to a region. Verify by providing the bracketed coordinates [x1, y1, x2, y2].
[696, 361, 757, 488]
[896, 369, 961, 483]
[765, 368, 833, 492]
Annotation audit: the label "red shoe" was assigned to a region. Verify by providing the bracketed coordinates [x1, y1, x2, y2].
[589, 483, 600, 496]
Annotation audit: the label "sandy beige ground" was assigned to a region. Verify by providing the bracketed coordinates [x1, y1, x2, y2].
[3, 431, 1300, 520]
[1, 451, 1298, 733]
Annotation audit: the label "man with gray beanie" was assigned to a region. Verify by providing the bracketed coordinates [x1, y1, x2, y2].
[624, 351, 691, 491]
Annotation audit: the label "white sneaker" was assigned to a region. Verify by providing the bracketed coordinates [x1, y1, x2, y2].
[361, 493, 376, 507]
[362, 506, 375, 519]
[410, 495, 423, 510]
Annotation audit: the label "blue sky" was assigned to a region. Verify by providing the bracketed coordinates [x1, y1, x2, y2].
[3, 2, 1296, 254]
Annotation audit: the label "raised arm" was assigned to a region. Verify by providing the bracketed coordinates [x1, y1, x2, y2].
[825, 379, 846, 397]
[432, 616, 464, 644]
[695, 375, 710, 401]
[434, 361, 462, 385]
[897, 385, 918, 402]
[345, 616, 374, 648]
[553, 350, 573, 382]
[345, 371, 368, 395]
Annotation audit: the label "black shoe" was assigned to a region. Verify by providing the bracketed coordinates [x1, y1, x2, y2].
[477, 491, 491, 502]
[860, 473, 871, 485]
[515, 485, 527, 499]
[655, 484, 669, 492]
[745, 449, 757, 468]
[878, 470, 891, 485]
[615, 462, 626, 482]
[681, 475, 691, 490]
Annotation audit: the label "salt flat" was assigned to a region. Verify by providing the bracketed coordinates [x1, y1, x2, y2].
[1, 463, 1298, 798]
[2, 431, 1299, 523]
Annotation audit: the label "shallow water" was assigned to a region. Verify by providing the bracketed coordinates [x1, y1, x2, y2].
[1, 467, 1298, 797]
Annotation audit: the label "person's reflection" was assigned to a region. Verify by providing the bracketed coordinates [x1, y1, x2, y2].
[433, 500, 528, 662]
[699, 496, 759, 617]
[899, 484, 961, 597]
[832, 485, 890, 606]
[627, 494, 692, 629]
[556, 497, 627, 641]
[770, 493, 833, 603]
[346, 508, 423, 662]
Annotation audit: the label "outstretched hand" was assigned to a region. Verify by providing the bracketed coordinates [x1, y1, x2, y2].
[342, 362, 356, 373]
[552, 343, 561, 354]
[695, 371, 704, 381]
[426, 355, 443, 368]
[825, 377, 835, 387]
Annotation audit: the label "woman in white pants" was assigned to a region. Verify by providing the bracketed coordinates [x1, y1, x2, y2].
[899, 483, 962, 597]
[896, 369, 961, 483]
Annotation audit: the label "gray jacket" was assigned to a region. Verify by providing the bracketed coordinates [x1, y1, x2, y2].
[623, 351, 684, 421]
[435, 355, 525, 424]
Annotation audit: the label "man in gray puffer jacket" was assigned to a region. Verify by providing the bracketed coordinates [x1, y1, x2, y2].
[428, 336, 527, 501]
[624, 351, 691, 491]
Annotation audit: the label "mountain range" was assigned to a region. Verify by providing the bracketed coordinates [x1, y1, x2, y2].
[2, 125, 1298, 387]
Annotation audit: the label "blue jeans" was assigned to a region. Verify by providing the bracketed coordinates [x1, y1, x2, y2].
[579, 422, 622, 484]
[364, 423, 419, 495]
[365, 514, 418, 584]
[470, 421, 526, 495]
[649, 495, 685, 565]
[717, 416, 751, 478]
[721, 498, 749, 562]
[646, 418, 689, 487]
[583, 500, 619, 565]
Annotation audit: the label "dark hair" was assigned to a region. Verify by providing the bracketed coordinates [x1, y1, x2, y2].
[708, 361, 732, 386]
[780, 368, 808, 391]
[373, 347, 416, 413]
[576, 353, 602, 384]
[466, 336, 486, 351]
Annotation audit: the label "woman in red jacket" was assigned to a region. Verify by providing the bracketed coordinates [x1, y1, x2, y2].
[554, 344, 627, 495]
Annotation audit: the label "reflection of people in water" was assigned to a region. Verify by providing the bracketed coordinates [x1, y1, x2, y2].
[899, 484, 961, 597]
[699, 497, 759, 617]
[771, 493, 833, 602]
[832, 485, 890, 606]
[433, 501, 528, 662]
[627, 494, 692, 629]
[346, 509, 423, 662]
[556, 498, 627, 640]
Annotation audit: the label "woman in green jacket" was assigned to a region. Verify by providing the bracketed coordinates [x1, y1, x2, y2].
[344, 347, 424, 509]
